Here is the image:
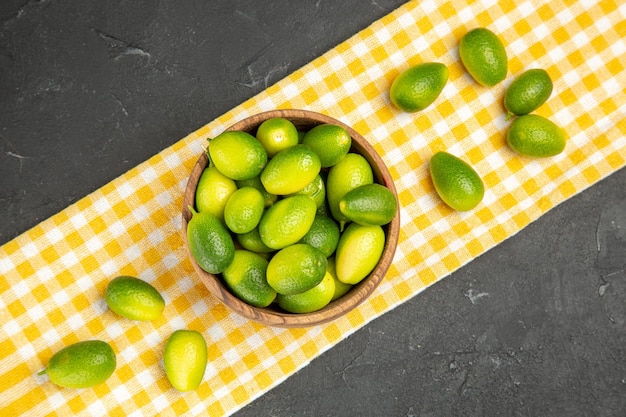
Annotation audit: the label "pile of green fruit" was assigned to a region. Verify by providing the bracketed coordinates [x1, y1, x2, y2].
[39, 276, 206, 392]
[390, 27, 567, 211]
[38, 24, 571, 396]
[188, 118, 398, 314]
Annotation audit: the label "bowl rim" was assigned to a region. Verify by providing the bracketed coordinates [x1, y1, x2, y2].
[182, 109, 400, 327]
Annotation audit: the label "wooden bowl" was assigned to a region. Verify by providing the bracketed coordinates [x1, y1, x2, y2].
[182, 109, 400, 327]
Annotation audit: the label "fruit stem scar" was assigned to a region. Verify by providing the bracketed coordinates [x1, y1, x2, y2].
[204, 142, 215, 167]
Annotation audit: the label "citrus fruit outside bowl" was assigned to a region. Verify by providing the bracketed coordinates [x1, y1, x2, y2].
[182, 109, 400, 327]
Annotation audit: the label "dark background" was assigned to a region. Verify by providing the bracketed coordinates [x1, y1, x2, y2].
[2, 1, 625, 416]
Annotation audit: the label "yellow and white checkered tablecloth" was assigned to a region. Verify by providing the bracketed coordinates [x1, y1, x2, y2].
[2, 0, 625, 415]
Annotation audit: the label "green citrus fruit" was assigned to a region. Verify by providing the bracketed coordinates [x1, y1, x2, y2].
[259, 195, 317, 250]
[266, 243, 327, 295]
[335, 223, 385, 285]
[40, 340, 116, 388]
[338, 183, 397, 226]
[430, 151, 484, 211]
[195, 166, 237, 220]
[236, 175, 277, 207]
[289, 174, 326, 208]
[326, 153, 374, 226]
[260, 144, 321, 195]
[223, 187, 265, 234]
[256, 117, 299, 157]
[459, 27, 508, 86]
[105, 275, 165, 321]
[236, 227, 275, 254]
[163, 330, 207, 392]
[327, 257, 352, 301]
[187, 208, 235, 274]
[301, 124, 352, 167]
[389, 62, 449, 112]
[504, 68, 553, 118]
[208, 131, 267, 180]
[222, 250, 276, 307]
[277, 268, 335, 313]
[506, 114, 566, 157]
[299, 214, 341, 257]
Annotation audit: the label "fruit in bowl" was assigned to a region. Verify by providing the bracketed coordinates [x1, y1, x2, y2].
[182, 109, 399, 327]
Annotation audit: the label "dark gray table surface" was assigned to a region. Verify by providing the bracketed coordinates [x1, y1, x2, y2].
[2, 1, 625, 416]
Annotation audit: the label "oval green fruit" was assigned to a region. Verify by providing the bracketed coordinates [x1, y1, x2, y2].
[459, 27, 508, 86]
[208, 131, 267, 180]
[326, 153, 374, 225]
[289, 174, 326, 208]
[277, 269, 335, 313]
[105, 275, 165, 321]
[187, 208, 235, 274]
[301, 124, 352, 167]
[338, 183, 397, 226]
[335, 223, 385, 285]
[260, 144, 321, 195]
[506, 114, 566, 157]
[236, 175, 277, 207]
[40, 340, 116, 388]
[195, 166, 237, 220]
[223, 186, 265, 234]
[256, 117, 300, 157]
[236, 227, 275, 254]
[266, 243, 327, 295]
[163, 330, 207, 392]
[504, 68, 553, 118]
[299, 214, 341, 257]
[222, 250, 276, 307]
[430, 152, 484, 211]
[390, 62, 449, 112]
[326, 257, 352, 301]
[259, 195, 317, 250]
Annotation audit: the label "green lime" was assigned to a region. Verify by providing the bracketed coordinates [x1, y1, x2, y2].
[277, 269, 335, 313]
[317, 199, 331, 217]
[266, 243, 327, 295]
[236, 176, 278, 207]
[326, 153, 374, 226]
[236, 227, 275, 254]
[222, 250, 276, 307]
[327, 257, 352, 301]
[430, 151, 484, 211]
[301, 124, 352, 167]
[195, 166, 237, 221]
[506, 114, 566, 157]
[338, 183, 397, 226]
[504, 68, 553, 118]
[260, 144, 321, 195]
[39, 340, 116, 388]
[389, 62, 449, 112]
[335, 223, 385, 285]
[208, 131, 268, 180]
[105, 275, 165, 321]
[299, 214, 341, 257]
[163, 330, 207, 392]
[288, 174, 325, 208]
[187, 208, 235, 274]
[459, 27, 508, 86]
[223, 187, 265, 234]
[259, 195, 317, 250]
[256, 117, 300, 157]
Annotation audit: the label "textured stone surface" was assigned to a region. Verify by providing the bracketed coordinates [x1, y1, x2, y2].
[2, 2, 625, 416]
